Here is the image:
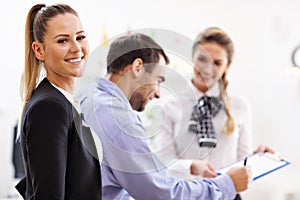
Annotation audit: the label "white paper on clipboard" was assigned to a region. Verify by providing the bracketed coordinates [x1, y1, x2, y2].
[217, 152, 290, 181]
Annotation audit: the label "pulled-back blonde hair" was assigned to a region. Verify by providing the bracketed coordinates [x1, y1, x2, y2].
[19, 4, 78, 128]
[20, 3, 78, 103]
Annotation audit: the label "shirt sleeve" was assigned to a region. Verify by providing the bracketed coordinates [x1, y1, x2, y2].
[24, 99, 69, 199]
[235, 96, 253, 160]
[167, 159, 194, 179]
[153, 96, 195, 180]
[98, 107, 236, 200]
[108, 152, 236, 200]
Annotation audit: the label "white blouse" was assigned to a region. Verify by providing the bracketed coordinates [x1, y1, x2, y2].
[150, 82, 253, 180]
[50, 82, 81, 113]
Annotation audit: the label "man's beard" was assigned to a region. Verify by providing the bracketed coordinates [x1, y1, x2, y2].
[129, 92, 146, 112]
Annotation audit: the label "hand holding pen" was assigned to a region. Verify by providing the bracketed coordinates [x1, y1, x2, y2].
[226, 165, 251, 193]
[244, 156, 253, 186]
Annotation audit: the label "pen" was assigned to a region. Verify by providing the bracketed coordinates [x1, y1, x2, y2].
[244, 157, 248, 166]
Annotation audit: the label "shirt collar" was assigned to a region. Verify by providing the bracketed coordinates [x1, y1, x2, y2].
[190, 80, 221, 100]
[49, 82, 73, 103]
[97, 78, 132, 110]
[49, 81, 81, 112]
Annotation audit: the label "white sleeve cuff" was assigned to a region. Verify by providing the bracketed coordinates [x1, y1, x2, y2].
[167, 159, 195, 180]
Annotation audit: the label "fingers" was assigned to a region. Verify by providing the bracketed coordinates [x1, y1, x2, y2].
[254, 144, 275, 154]
[205, 163, 218, 178]
[246, 166, 252, 182]
[226, 166, 251, 193]
[203, 168, 218, 178]
[264, 146, 275, 154]
[200, 162, 217, 178]
[247, 166, 253, 189]
[207, 163, 216, 171]
[191, 160, 218, 177]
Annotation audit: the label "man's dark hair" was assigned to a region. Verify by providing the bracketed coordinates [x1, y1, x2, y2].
[107, 33, 169, 73]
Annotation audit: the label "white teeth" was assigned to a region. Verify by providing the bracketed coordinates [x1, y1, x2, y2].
[68, 58, 82, 63]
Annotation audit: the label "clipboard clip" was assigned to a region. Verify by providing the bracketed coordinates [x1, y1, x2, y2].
[263, 152, 284, 161]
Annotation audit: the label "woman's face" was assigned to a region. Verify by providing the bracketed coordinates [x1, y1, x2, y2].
[192, 41, 228, 92]
[33, 13, 89, 83]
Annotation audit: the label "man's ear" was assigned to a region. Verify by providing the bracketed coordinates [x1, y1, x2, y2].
[131, 58, 144, 78]
[32, 41, 45, 61]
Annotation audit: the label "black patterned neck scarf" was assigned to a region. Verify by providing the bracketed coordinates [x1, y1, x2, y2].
[189, 95, 224, 148]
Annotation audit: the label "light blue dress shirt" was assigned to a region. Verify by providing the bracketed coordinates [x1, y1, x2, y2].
[81, 78, 236, 200]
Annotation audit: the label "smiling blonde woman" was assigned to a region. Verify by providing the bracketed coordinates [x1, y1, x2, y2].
[16, 4, 102, 200]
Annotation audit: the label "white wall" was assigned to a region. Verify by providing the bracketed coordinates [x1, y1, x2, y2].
[1, 0, 300, 198]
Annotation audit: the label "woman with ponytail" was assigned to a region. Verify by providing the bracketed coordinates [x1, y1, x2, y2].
[16, 3, 101, 199]
[154, 27, 273, 200]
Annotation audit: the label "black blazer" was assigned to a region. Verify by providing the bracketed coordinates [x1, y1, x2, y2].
[16, 78, 102, 200]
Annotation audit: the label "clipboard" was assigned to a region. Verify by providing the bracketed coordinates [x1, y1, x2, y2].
[217, 152, 290, 181]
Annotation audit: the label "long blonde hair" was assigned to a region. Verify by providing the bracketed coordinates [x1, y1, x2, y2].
[19, 4, 78, 128]
[192, 27, 235, 135]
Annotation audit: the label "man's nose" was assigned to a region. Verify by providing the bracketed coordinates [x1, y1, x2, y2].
[154, 85, 160, 99]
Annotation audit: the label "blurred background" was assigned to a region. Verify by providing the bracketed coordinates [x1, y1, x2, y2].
[1, 0, 300, 199]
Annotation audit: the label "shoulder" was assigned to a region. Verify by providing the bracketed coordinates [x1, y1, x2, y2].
[162, 94, 177, 108]
[25, 83, 72, 121]
[24, 98, 72, 127]
[31, 79, 72, 109]
[229, 95, 251, 112]
[162, 88, 194, 109]
[229, 95, 252, 123]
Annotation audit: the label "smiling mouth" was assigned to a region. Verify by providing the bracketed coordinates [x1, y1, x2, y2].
[197, 72, 213, 80]
[65, 56, 84, 63]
